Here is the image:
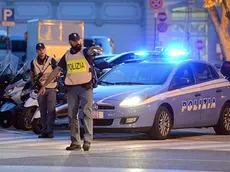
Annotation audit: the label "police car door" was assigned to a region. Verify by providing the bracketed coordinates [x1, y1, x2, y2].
[191, 62, 221, 126]
[168, 63, 201, 127]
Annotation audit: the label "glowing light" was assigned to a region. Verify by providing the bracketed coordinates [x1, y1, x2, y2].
[134, 51, 148, 56]
[120, 96, 143, 107]
[167, 49, 188, 56]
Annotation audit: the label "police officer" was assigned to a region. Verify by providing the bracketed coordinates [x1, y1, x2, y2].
[38, 33, 101, 151]
[31, 43, 57, 138]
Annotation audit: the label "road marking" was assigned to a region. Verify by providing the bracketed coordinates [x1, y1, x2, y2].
[0, 166, 219, 172]
[1, 128, 230, 157]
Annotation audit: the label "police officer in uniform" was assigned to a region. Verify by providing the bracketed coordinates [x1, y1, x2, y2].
[31, 43, 57, 138]
[38, 33, 101, 151]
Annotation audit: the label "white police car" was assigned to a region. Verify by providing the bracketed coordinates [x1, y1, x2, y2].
[84, 50, 230, 140]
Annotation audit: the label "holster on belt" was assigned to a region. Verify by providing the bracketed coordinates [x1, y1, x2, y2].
[81, 82, 92, 90]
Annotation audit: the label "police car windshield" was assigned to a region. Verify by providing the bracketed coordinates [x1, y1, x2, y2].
[100, 63, 174, 85]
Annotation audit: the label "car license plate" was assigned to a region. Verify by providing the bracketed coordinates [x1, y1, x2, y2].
[92, 111, 104, 119]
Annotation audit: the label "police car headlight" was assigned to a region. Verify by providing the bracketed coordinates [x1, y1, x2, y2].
[120, 96, 144, 107]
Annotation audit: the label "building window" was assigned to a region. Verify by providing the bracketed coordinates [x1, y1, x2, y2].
[190, 22, 208, 35]
[172, 7, 208, 21]
[170, 7, 208, 61]
[171, 24, 186, 33]
[171, 22, 208, 36]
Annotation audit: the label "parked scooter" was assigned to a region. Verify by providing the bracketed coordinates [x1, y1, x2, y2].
[0, 64, 15, 108]
[0, 79, 26, 128]
[0, 63, 30, 128]
[14, 80, 37, 130]
[19, 75, 67, 132]
[31, 93, 68, 134]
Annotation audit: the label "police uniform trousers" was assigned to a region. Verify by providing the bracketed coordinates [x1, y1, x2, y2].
[37, 88, 57, 134]
[66, 85, 93, 145]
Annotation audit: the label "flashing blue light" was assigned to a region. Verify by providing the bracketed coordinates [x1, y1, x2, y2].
[167, 49, 189, 57]
[165, 42, 189, 58]
[161, 45, 189, 63]
[134, 51, 148, 56]
[164, 43, 189, 61]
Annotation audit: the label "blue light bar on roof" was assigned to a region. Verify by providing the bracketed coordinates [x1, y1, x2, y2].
[167, 49, 189, 56]
[165, 42, 189, 57]
[134, 51, 148, 56]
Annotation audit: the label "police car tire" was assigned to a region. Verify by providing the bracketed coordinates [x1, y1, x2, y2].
[148, 106, 172, 140]
[213, 102, 230, 135]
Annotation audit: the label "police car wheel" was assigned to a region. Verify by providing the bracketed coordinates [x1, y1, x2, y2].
[148, 106, 172, 140]
[213, 102, 230, 135]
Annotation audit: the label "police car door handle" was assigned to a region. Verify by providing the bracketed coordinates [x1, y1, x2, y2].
[194, 93, 201, 97]
[216, 89, 222, 93]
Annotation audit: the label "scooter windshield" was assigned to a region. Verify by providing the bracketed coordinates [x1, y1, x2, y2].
[0, 64, 12, 77]
[10, 62, 29, 83]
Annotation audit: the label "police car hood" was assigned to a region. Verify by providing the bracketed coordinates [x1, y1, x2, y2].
[93, 85, 163, 103]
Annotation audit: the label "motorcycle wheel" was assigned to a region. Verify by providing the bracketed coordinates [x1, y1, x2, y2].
[19, 107, 37, 131]
[32, 118, 42, 134]
[0, 111, 13, 128]
[13, 112, 22, 129]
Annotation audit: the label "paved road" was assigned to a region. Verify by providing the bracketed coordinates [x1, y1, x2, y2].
[0, 127, 229, 172]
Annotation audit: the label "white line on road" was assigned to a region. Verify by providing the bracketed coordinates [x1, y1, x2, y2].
[0, 166, 220, 172]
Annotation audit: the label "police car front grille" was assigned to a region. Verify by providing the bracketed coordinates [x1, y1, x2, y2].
[79, 104, 115, 110]
[94, 119, 113, 126]
[98, 105, 115, 110]
[81, 119, 113, 126]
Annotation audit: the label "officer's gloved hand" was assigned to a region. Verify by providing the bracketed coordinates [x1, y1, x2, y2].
[88, 46, 103, 56]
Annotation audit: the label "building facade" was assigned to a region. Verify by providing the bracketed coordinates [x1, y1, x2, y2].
[0, 0, 220, 63]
